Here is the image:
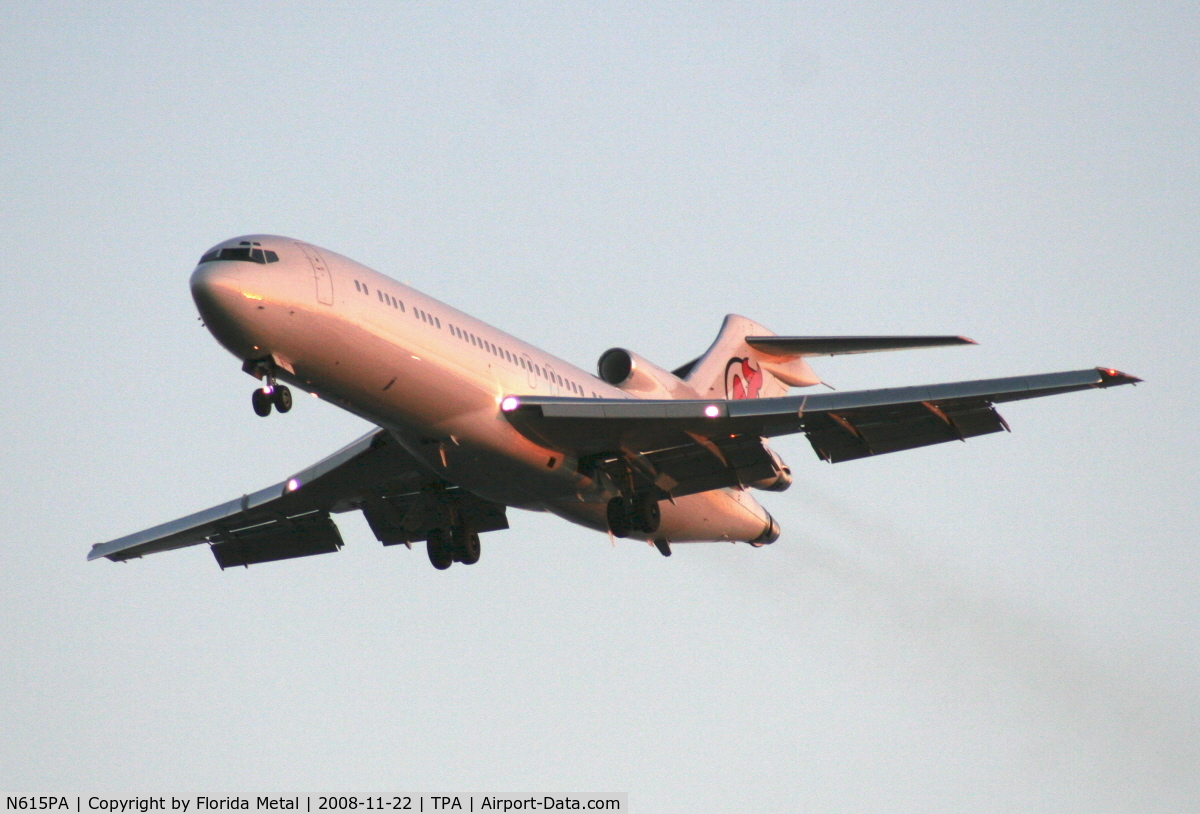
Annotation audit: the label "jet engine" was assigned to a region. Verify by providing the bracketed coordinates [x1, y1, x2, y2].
[748, 446, 793, 492]
[597, 348, 697, 399]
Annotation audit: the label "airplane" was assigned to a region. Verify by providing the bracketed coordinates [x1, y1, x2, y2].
[88, 235, 1140, 570]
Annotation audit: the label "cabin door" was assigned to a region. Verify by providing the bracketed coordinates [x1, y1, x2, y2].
[296, 243, 334, 305]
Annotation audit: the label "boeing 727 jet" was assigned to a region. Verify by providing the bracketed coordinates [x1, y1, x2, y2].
[89, 236, 1139, 570]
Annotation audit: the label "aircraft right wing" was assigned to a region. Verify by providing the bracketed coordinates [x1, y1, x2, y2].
[88, 428, 508, 568]
[501, 366, 1140, 484]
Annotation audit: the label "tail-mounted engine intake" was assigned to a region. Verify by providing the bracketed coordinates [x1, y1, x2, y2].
[598, 348, 697, 399]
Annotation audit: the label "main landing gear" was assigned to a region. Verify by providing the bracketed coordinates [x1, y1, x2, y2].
[426, 525, 482, 570]
[606, 492, 661, 538]
[247, 360, 292, 417]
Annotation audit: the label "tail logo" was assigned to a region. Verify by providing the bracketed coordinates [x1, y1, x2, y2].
[725, 357, 764, 400]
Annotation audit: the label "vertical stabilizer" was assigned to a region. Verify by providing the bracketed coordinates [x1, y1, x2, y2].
[682, 315, 821, 400]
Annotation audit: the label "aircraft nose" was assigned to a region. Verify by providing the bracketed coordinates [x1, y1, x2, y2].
[191, 262, 260, 357]
[190, 262, 243, 312]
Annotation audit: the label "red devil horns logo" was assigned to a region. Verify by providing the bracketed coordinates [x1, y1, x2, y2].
[725, 357, 764, 400]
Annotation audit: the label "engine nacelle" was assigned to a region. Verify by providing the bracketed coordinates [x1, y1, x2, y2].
[597, 348, 697, 399]
[748, 446, 793, 492]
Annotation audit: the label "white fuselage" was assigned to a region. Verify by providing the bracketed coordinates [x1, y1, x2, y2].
[190, 235, 775, 544]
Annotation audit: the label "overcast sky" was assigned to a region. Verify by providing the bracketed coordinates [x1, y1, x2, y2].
[2, 2, 1197, 811]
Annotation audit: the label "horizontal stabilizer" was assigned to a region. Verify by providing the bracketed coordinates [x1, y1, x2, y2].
[745, 335, 976, 357]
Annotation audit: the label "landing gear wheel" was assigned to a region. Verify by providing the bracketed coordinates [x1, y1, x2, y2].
[453, 526, 481, 565]
[273, 385, 293, 413]
[252, 388, 273, 417]
[427, 529, 453, 570]
[606, 497, 633, 538]
[632, 493, 661, 534]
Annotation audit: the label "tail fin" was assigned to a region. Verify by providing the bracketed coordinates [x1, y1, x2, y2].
[679, 315, 822, 400]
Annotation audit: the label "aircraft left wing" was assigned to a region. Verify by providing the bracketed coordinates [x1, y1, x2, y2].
[88, 429, 508, 567]
[502, 367, 1139, 485]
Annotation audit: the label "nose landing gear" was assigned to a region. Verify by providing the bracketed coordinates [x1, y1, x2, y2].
[251, 387, 273, 417]
[251, 383, 293, 417]
[246, 359, 293, 417]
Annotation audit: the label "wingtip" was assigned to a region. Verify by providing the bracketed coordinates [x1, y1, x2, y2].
[1097, 367, 1142, 385]
[959, 336, 978, 345]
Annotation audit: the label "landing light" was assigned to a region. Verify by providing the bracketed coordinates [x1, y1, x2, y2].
[501, 396, 520, 412]
[704, 404, 720, 418]
[285, 478, 301, 492]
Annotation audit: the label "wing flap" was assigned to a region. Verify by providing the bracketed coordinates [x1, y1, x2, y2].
[802, 401, 1007, 462]
[210, 511, 344, 569]
[617, 434, 783, 497]
[361, 488, 510, 546]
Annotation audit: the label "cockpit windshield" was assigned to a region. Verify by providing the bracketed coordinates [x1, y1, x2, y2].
[199, 240, 279, 265]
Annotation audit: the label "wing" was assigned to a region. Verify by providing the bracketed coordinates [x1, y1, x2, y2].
[501, 367, 1139, 493]
[89, 429, 508, 567]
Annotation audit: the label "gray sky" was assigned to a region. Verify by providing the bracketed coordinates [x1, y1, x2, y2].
[2, 2, 1197, 811]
